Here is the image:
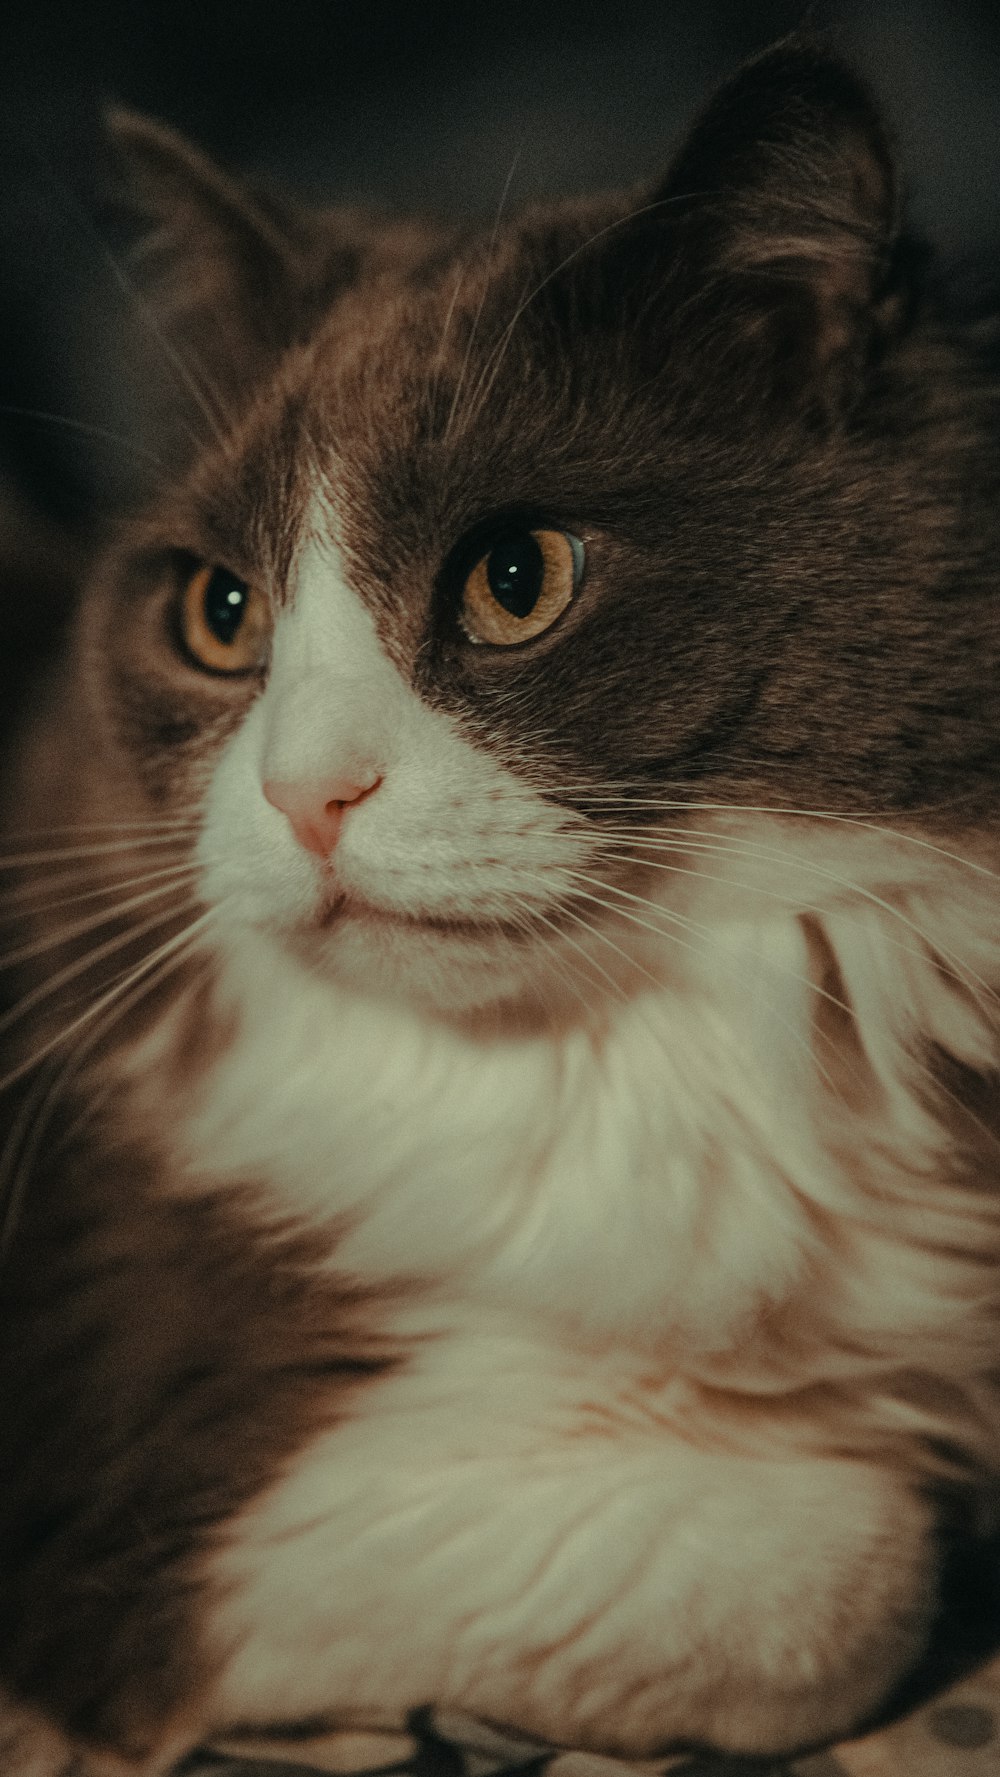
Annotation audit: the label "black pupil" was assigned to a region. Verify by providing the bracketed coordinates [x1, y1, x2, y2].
[204, 570, 248, 646]
[486, 532, 544, 619]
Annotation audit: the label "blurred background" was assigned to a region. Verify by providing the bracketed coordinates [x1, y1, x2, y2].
[0, 0, 998, 526]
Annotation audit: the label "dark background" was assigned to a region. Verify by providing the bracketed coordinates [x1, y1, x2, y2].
[1, 0, 999, 524]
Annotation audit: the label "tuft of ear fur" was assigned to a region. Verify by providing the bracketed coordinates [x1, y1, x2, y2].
[654, 39, 913, 419]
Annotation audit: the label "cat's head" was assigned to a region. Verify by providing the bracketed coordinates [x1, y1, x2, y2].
[41, 39, 1000, 1019]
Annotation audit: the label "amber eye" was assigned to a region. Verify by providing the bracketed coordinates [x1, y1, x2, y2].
[180, 564, 271, 674]
[460, 528, 584, 645]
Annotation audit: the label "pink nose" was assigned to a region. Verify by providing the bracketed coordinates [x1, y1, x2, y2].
[262, 774, 381, 859]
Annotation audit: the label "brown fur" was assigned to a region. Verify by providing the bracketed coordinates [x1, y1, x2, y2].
[0, 1062, 396, 1761]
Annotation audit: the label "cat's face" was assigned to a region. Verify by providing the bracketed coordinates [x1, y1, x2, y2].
[54, 44, 1000, 1018]
[196, 515, 604, 1014]
[78, 354, 656, 1017]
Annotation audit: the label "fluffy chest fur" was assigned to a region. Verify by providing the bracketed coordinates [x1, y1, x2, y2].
[182, 880, 995, 1363]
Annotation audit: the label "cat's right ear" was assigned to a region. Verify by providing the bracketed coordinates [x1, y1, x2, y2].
[106, 111, 297, 332]
[99, 111, 311, 447]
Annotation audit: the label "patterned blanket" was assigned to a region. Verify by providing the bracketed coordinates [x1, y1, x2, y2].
[179, 1656, 1000, 1777]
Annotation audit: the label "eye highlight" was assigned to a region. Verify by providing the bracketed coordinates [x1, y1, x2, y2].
[461, 528, 584, 645]
[179, 564, 271, 675]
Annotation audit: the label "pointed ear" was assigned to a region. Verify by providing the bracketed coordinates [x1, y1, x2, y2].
[652, 40, 912, 418]
[101, 110, 311, 415]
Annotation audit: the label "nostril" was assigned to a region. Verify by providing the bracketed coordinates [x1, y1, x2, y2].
[262, 773, 382, 860]
[326, 773, 382, 810]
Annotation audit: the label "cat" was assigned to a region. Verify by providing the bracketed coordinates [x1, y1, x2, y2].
[2, 32, 1000, 1777]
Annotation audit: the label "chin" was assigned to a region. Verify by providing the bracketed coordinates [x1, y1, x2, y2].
[290, 904, 547, 1017]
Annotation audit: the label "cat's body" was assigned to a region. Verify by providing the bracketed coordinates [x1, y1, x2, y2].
[3, 38, 1000, 1777]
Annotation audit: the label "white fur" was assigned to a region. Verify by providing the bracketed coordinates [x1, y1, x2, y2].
[206, 1318, 933, 1755]
[171, 510, 1000, 1756]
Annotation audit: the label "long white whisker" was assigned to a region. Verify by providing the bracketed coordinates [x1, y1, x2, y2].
[0, 858, 200, 915]
[459, 195, 695, 433]
[0, 915, 216, 1257]
[562, 818, 1000, 1017]
[653, 835, 999, 1013]
[589, 812, 1000, 887]
[426, 263, 467, 433]
[553, 869, 731, 964]
[0, 871, 201, 972]
[534, 886, 677, 998]
[479, 895, 602, 1020]
[554, 791, 1000, 884]
[531, 933, 602, 1018]
[519, 899, 628, 1007]
[602, 847, 997, 1029]
[1, 816, 202, 841]
[0, 404, 167, 470]
[0, 896, 202, 1052]
[539, 870, 849, 1095]
[0, 906, 215, 1098]
[585, 837, 938, 968]
[0, 833, 203, 871]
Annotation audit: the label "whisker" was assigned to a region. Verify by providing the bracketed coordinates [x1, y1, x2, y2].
[522, 829, 1000, 1112]
[442, 138, 524, 443]
[0, 833, 204, 871]
[458, 193, 706, 433]
[598, 847, 991, 1026]
[0, 894, 201, 1055]
[0, 912, 216, 1257]
[0, 816, 202, 841]
[426, 262, 467, 434]
[478, 894, 601, 1021]
[0, 1058, 64, 1260]
[529, 879, 678, 998]
[552, 789, 1000, 883]
[520, 898, 629, 1007]
[531, 934, 602, 1018]
[585, 835, 938, 965]
[0, 404, 167, 470]
[539, 869, 848, 1095]
[554, 812, 1000, 1019]
[0, 869, 201, 972]
[0, 905, 215, 1100]
[1, 858, 200, 913]
[614, 831, 1000, 1014]
[553, 868, 730, 968]
[0, 853, 200, 909]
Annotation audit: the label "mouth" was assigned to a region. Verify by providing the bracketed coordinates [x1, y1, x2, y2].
[314, 884, 522, 942]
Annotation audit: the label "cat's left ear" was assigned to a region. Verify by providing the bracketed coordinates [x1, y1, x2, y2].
[648, 39, 913, 419]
